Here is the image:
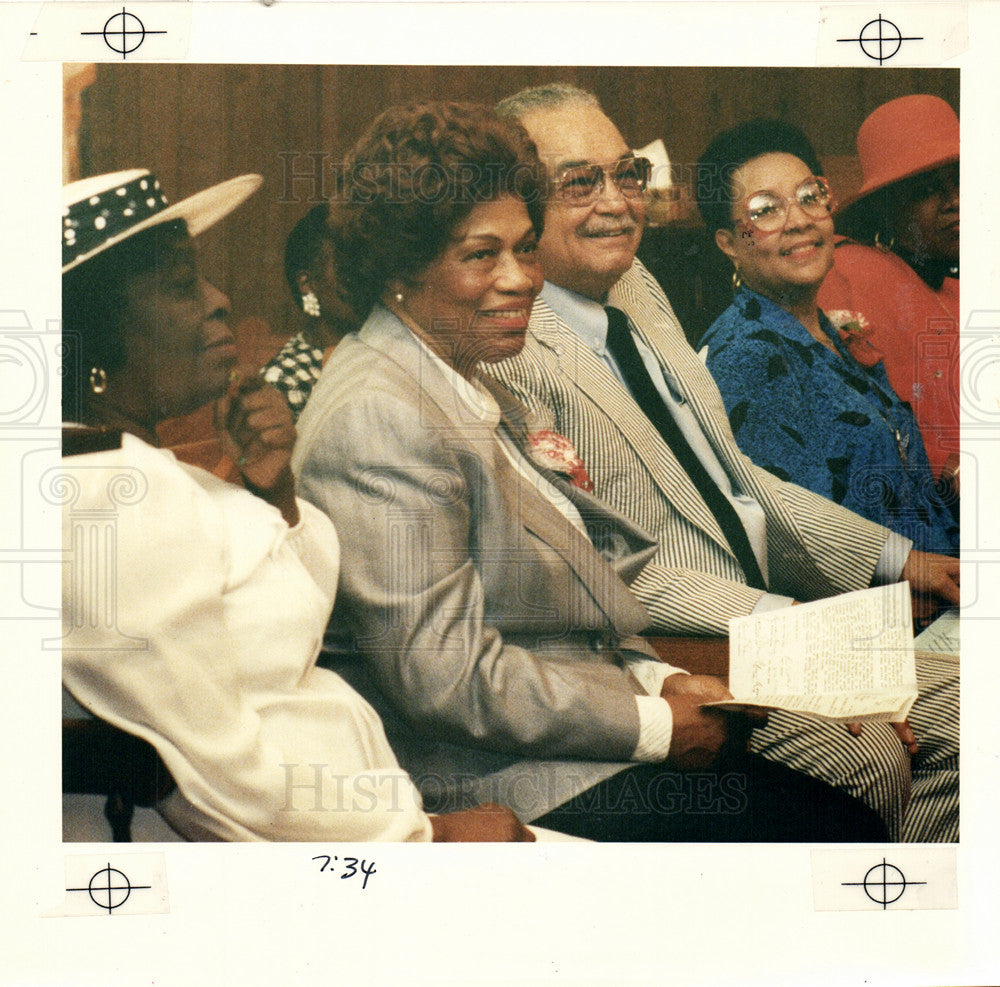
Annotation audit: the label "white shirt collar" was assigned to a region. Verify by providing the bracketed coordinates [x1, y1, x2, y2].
[540, 281, 610, 354]
[408, 330, 501, 429]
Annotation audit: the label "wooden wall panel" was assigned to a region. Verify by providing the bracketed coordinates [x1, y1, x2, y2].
[265, 66, 324, 336]
[174, 65, 230, 312]
[135, 66, 180, 187]
[80, 65, 958, 346]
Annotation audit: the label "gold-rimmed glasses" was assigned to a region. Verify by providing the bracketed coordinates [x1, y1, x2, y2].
[553, 156, 653, 204]
[741, 176, 834, 233]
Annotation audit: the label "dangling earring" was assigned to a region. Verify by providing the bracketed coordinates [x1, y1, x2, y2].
[301, 291, 321, 318]
[394, 291, 404, 304]
[731, 267, 743, 291]
[874, 231, 896, 253]
[89, 367, 107, 395]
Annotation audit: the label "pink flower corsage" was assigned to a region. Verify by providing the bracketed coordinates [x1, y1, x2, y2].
[825, 309, 883, 367]
[527, 429, 595, 491]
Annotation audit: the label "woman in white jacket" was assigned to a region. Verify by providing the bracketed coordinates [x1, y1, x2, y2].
[60, 167, 533, 843]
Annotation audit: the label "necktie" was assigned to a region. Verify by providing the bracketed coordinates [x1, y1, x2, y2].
[603, 305, 766, 590]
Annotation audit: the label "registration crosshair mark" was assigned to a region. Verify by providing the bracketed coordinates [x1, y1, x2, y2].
[80, 8, 167, 60]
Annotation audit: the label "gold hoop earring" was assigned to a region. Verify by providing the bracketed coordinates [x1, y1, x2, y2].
[874, 231, 896, 253]
[89, 367, 107, 395]
[731, 268, 743, 291]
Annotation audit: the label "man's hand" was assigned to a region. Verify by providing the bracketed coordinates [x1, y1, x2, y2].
[430, 803, 536, 842]
[901, 549, 960, 609]
[847, 719, 918, 755]
[215, 371, 299, 526]
[660, 673, 746, 771]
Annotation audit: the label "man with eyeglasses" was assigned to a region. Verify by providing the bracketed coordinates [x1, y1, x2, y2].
[488, 83, 958, 841]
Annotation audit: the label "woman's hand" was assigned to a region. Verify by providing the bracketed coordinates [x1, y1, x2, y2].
[659, 673, 761, 770]
[216, 371, 300, 527]
[661, 673, 733, 704]
[660, 674, 770, 770]
[430, 803, 536, 842]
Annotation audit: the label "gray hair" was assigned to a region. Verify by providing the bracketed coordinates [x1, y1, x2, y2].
[496, 82, 601, 121]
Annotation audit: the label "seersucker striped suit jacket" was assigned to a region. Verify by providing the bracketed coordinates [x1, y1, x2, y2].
[487, 260, 894, 636]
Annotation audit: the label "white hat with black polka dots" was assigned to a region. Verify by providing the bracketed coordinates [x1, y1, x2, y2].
[62, 168, 262, 273]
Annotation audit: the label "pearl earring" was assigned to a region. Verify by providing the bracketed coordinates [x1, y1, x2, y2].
[302, 291, 321, 318]
[394, 291, 404, 303]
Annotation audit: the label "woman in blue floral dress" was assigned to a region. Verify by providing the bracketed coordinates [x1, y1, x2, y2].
[697, 119, 957, 555]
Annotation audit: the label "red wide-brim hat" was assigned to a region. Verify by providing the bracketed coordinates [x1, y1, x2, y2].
[835, 94, 959, 216]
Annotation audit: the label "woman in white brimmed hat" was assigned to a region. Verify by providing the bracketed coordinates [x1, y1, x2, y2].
[60, 169, 534, 844]
[818, 95, 960, 493]
[62, 169, 266, 449]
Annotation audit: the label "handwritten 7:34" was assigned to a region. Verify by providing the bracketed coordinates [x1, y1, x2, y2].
[312, 855, 377, 890]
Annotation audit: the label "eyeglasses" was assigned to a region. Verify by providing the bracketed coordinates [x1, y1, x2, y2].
[741, 176, 834, 233]
[553, 156, 652, 203]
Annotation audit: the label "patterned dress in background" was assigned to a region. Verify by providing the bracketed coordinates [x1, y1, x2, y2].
[701, 287, 958, 555]
[261, 330, 325, 421]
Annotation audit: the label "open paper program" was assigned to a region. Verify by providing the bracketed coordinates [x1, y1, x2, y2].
[706, 583, 919, 722]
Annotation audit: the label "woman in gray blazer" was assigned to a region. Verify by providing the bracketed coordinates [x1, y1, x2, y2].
[292, 101, 886, 842]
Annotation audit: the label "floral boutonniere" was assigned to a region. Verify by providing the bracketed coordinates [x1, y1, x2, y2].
[825, 310, 883, 367]
[527, 429, 595, 492]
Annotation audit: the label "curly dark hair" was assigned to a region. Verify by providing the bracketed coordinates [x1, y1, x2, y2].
[696, 119, 824, 233]
[329, 101, 546, 319]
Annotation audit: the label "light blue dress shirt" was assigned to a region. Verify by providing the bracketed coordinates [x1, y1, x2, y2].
[540, 281, 909, 606]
